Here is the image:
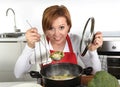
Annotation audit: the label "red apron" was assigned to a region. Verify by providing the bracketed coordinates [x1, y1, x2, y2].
[50, 35, 77, 64]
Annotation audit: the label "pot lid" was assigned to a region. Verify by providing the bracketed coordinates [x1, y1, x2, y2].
[80, 17, 95, 56]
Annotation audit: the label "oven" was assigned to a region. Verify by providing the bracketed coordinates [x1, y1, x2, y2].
[97, 40, 120, 79]
[107, 56, 120, 79]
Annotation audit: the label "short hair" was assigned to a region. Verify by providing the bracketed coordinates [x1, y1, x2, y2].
[42, 5, 72, 33]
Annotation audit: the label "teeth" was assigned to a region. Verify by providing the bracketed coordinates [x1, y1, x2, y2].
[54, 38, 58, 40]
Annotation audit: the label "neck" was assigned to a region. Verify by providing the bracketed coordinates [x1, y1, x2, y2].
[51, 40, 66, 51]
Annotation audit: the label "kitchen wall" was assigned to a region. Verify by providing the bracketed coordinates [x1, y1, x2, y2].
[0, 0, 120, 35]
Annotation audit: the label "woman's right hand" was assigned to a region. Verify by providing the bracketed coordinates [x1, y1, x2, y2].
[25, 28, 40, 48]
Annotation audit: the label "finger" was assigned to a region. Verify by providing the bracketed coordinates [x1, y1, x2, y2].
[29, 33, 40, 41]
[30, 28, 38, 33]
[94, 34, 102, 39]
[95, 31, 102, 35]
[28, 28, 40, 38]
[93, 38, 103, 47]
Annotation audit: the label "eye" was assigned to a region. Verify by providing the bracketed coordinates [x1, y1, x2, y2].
[49, 27, 54, 30]
[59, 26, 65, 30]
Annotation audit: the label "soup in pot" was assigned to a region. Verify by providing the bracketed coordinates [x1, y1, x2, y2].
[49, 74, 75, 80]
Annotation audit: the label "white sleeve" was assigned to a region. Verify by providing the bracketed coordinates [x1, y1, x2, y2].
[89, 50, 101, 74]
[81, 50, 101, 74]
[14, 44, 34, 78]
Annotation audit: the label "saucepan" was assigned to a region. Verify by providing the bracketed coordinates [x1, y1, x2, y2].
[30, 63, 93, 87]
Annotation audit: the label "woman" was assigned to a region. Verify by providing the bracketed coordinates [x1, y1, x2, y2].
[14, 5, 103, 78]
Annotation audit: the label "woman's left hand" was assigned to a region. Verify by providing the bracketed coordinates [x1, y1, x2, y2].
[88, 31, 103, 51]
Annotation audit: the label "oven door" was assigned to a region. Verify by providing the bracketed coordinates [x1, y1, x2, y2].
[107, 56, 120, 79]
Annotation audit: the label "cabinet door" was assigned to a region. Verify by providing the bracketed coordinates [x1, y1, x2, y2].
[0, 42, 21, 71]
[0, 41, 37, 82]
[0, 41, 22, 82]
[0, 41, 27, 82]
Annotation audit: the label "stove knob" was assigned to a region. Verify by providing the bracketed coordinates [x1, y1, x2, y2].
[112, 46, 116, 49]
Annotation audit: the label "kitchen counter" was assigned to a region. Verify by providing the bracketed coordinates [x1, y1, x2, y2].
[0, 80, 119, 87]
[0, 36, 26, 42]
[0, 81, 40, 87]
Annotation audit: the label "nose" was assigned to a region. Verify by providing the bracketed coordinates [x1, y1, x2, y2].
[53, 28, 60, 35]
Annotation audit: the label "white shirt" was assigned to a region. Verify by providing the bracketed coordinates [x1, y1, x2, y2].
[14, 33, 101, 78]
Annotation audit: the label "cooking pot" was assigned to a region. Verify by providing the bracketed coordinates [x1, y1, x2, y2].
[30, 63, 93, 87]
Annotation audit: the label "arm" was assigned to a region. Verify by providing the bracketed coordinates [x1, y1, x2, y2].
[81, 31, 103, 74]
[89, 50, 101, 74]
[14, 28, 41, 78]
[81, 50, 101, 74]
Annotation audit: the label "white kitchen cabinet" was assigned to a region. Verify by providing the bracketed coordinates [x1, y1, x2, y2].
[0, 38, 36, 82]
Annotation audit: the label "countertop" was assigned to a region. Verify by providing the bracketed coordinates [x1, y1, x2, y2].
[0, 81, 39, 87]
[0, 36, 26, 42]
[0, 80, 119, 87]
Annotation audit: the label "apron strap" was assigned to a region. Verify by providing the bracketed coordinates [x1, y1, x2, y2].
[66, 35, 74, 53]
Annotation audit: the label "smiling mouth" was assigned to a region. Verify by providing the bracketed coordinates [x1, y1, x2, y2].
[54, 37, 61, 41]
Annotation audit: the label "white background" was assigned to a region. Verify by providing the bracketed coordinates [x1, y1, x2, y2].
[0, 0, 120, 35]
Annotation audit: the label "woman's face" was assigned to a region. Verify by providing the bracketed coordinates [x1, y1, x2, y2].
[45, 17, 70, 45]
